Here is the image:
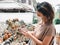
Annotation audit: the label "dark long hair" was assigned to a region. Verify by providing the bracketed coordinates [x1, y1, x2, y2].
[36, 2, 54, 24]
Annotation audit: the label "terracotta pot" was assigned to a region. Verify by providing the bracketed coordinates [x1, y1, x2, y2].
[0, 38, 3, 43]
[8, 33, 12, 38]
[3, 34, 8, 41]
[56, 36, 60, 45]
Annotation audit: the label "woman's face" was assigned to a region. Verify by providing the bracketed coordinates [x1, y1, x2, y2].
[37, 11, 43, 22]
[37, 11, 48, 23]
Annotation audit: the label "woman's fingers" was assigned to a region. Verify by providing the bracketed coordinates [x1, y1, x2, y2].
[18, 27, 31, 38]
[21, 31, 26, 35]
[19, 29, 27, 35]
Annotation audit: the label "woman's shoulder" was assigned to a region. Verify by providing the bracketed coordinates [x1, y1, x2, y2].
[46, 24, 56, 36]
[49, 24, 56, 31]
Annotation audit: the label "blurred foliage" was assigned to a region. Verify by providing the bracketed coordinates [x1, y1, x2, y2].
[55, 19, 60, 24]
[33, 14, 38, 24]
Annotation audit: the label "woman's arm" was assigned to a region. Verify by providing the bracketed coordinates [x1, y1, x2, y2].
[28, 31, 34, 35]
[27, 28, 53, 45]
[29, 32, 53, 45]
[19, 28, 53, 45]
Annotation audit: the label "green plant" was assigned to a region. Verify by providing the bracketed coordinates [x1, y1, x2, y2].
[55, 19, 60, 24]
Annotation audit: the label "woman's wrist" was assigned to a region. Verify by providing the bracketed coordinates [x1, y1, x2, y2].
[28, 32, 34, 39]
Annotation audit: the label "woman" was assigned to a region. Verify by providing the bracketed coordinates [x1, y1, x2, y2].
[19, 2, 56, 45]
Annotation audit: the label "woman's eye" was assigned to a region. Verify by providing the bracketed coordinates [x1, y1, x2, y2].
[37, 14, 40, 16]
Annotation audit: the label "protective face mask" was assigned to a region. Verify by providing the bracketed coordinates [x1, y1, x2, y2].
[37, 16, 42, 22]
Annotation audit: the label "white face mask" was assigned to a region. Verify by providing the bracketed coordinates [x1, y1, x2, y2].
[37, 16, 42, 22]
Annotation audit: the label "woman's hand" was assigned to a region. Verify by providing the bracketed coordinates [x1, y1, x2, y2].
[18, 27, 31, 38]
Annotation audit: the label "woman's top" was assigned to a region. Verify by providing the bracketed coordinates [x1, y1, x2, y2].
[28, 23, 56, 45]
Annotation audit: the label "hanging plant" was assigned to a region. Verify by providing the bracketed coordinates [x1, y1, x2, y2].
[55, 18, 60, 24]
